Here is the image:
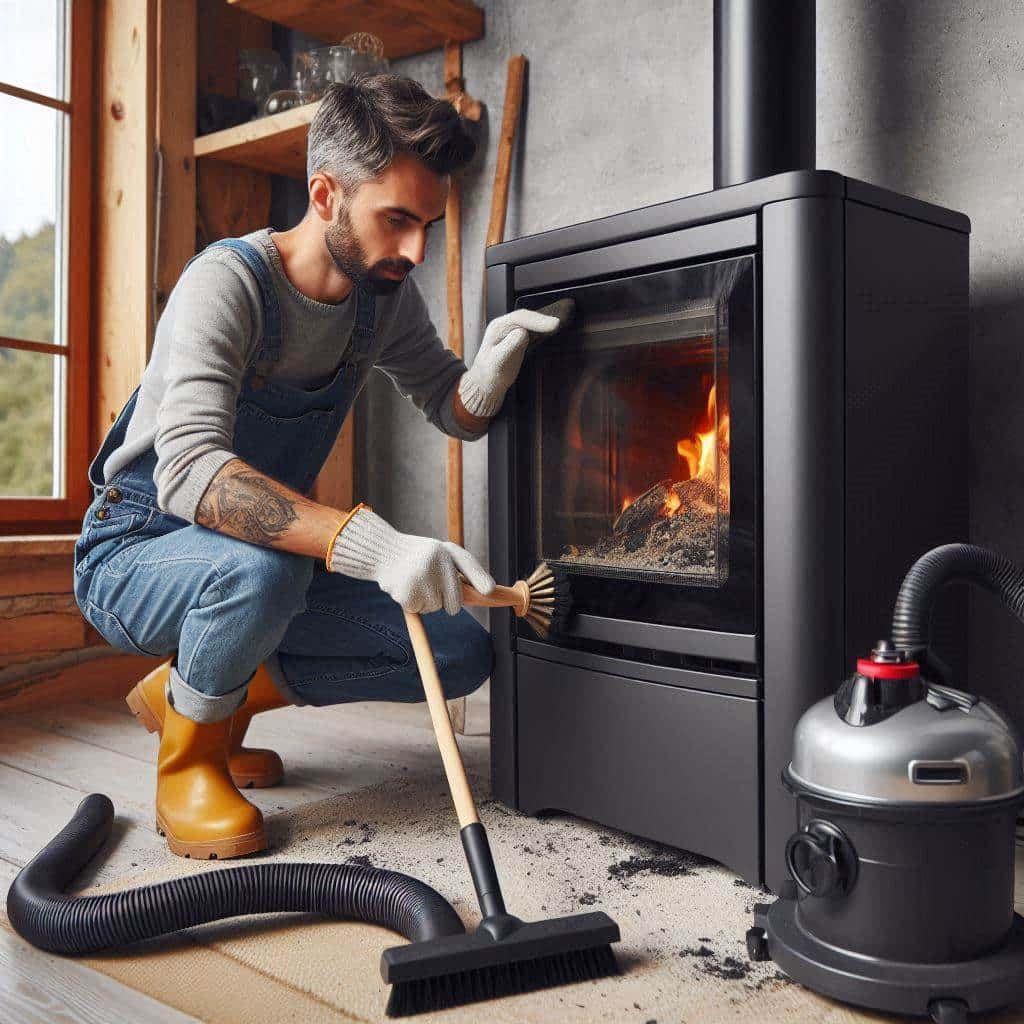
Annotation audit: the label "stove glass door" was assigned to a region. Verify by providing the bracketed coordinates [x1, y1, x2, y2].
[514, 255, 756, 638]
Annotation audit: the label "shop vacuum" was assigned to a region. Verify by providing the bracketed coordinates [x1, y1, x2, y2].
[747, 544, 1024, 1023]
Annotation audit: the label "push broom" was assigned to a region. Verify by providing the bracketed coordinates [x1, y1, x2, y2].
[381, 562, 621, 1015]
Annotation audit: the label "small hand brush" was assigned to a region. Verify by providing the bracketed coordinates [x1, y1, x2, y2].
[459, 560, 573, 638]
[382, 603, 619, 1016]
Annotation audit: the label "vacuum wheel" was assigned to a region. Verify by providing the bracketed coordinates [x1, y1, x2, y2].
[745, 926, 770, 962]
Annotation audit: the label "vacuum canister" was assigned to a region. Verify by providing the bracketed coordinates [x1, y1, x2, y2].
[784, 640, 1024, 963]
[749, 544, 1024, 1024]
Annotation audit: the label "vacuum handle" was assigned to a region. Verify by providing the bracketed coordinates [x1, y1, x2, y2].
[402, 610, 479, 828]
[460, 579, 530, 616]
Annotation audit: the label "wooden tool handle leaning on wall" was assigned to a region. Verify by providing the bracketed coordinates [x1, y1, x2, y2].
[487, 55, 527, 248]
[443, 41, 478, 733]
[441, 52, 527, 734]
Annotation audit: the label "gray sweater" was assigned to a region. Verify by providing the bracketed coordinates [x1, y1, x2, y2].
[103, 229, 483, 522]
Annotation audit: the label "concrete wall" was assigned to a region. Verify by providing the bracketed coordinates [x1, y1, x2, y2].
[344, 2, 1024, 722]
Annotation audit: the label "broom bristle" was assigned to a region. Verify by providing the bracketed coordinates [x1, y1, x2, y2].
[523, 562, 573, 638]
[386, 943, 618, 1017]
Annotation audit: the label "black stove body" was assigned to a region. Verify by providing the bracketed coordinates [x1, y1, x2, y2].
[484, 170, 970, 892]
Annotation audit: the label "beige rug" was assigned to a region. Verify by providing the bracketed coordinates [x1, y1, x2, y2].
[22, 766, 1024, 1024]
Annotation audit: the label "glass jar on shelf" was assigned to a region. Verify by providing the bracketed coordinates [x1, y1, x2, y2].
[310, 44, 352, 88]
[262, 89, 305, 117]
[309, 34, 388, 92]
[306, 47, 331, 94]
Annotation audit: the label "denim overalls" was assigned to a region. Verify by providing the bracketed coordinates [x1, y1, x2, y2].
[73, 238, 491, 722]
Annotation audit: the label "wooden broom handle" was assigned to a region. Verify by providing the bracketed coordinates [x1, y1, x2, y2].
[459, 579, 530, 617]
[403, 610, 479, 828]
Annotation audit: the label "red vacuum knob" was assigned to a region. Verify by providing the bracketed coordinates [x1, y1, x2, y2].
[856, 658, 920, 680]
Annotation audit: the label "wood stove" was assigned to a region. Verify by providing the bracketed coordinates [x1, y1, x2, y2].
[486, 171, 969, 893]
[483, 0, 970, 891]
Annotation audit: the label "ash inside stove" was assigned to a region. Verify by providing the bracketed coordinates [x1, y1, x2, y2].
[557, 436, 729, 581]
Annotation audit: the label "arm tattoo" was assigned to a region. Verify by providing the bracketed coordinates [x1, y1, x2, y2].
[197, 464, 299, 544]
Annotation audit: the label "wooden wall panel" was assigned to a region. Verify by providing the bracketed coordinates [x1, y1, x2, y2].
[92, 0, 157, 450]
[0, 551, 154, 712]
[196, 0, 271, 245]
[0, 652, 165, 713]
[155, 0, 197, 325]
[5, 4, 157, 711]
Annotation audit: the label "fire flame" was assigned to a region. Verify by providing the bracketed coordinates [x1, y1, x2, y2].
[619, 381, 730, 521]
[676, 384, 727, 477]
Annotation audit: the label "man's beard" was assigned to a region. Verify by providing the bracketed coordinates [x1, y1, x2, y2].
[325, 201, 414, 296]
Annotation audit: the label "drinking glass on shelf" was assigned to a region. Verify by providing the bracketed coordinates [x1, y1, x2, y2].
[238, 48, 284, 118]
[292, 49, 321, 101]
[310, 44, 353, 88]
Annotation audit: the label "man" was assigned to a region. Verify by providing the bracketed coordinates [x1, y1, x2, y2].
[73, 76, 568, 860]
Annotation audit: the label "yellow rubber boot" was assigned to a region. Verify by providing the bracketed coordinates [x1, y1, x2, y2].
[226, 665, 289, 788]
[155, 700, 267, 859]
[127, 660, 288, 788]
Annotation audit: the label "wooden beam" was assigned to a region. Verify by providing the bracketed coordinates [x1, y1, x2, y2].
[445, 40, 466, 552]
[155, 0, 197, 324]
[63, 0, 95, 518]
[92, 0, 157, 450]
[444, 41, 470, 737]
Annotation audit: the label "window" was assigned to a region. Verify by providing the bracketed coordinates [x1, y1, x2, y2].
[0, 0, 92, 528]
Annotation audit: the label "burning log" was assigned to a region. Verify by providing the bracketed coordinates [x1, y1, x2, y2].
[612, 480, 673, 535]
[555, 379, 731, 579]
[612, 475, 719, 537]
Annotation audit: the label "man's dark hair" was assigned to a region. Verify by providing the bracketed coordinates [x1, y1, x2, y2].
[307, 74, 476, 188]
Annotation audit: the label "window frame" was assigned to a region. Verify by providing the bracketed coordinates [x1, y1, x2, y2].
[0, 0, 94, 531]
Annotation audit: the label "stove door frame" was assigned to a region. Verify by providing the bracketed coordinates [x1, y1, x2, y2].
[512, 253, 758, 644]
[486, 214, 762, 812]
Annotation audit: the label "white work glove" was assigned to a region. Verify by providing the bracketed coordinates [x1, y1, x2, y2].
[457, 298, 575, 418]
[329, 506, 496, 615]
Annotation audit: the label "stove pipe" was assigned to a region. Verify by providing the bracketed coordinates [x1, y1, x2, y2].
[713, 0, 816, 189]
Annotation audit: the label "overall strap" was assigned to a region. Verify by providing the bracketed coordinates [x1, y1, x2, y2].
[346, 285, 377, 378]
[200, 237, 283, 375]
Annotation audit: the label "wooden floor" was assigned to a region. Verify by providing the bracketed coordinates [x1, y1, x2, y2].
[0, 686, 490, 1023]
[5, 691, 1024, 1023]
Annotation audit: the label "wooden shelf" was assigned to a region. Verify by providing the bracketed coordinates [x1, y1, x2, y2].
[226, 0, 484, 59]
[194, 101, 320, 178]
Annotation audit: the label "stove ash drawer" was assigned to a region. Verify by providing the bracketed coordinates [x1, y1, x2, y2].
[516, 654, 761, 885]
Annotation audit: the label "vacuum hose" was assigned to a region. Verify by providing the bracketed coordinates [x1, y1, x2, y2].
[7, 794, 465, 955]
[892, 543, 1024, 662]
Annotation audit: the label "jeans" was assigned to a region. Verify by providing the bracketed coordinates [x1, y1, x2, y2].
[74, 479, 494, 722]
